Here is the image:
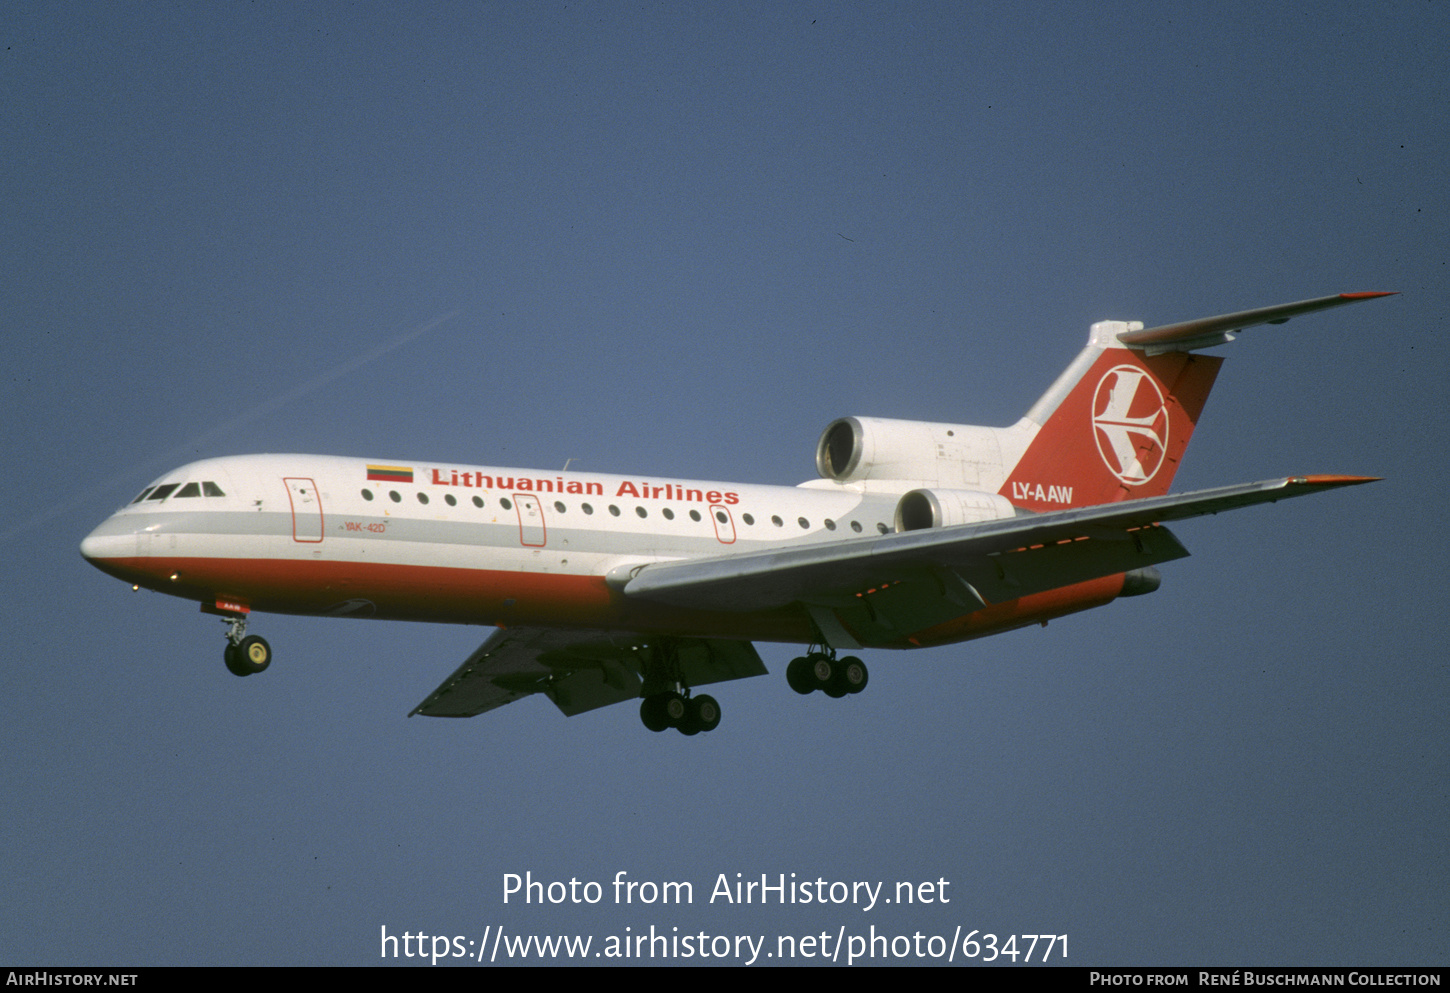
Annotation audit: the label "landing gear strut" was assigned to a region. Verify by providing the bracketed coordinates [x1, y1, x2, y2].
[787, 647, 868, 698]
[636, 640, 722, 736]
[221, 614, 271, 677]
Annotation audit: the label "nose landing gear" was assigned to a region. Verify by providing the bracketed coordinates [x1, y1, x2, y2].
[221, 615, 272, 677]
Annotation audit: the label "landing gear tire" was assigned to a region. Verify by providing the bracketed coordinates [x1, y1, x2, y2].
[224, 643, 250, 677]
[810, 654, 840, 695]
[640, 696, 670, 733]
[836, 656, 869, 695]
[230, 635, 272, 676]
[661, 691, 688, 728]
[689, 694, 721, 733]
[786, 656, 815, 695]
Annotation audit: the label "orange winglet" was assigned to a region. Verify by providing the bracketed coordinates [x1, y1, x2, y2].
[1289, 474, 1382, 485]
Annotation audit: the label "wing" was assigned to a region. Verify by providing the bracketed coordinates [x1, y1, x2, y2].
[409, 626, 767, 719]
[622, 475, 1377, 641]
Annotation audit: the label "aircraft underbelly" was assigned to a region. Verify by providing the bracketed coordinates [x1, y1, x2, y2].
[106, 534, 1137, 652]
[104, 549, 812, 642]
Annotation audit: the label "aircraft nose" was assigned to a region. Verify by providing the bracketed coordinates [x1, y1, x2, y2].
[79, 519, 137, 564]
[80, 530, 114, 563]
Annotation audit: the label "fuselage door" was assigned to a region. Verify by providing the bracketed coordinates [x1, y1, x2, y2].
[284, 477, 324, 543]
[514, 494, 546, 546]
[709, 504, 736, 544]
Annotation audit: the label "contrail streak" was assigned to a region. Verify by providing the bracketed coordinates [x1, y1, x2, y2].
[8, 310, 459, 545]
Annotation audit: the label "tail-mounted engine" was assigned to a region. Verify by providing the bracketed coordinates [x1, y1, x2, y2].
[816, 415, 1014, 489]
[893, 488, 1018, 532]
[818, 416, 943, 482]
[812, 411, 1015, 492]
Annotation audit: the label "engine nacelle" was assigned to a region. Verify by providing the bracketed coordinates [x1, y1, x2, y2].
[893, 488, 1019, 532]
[817, 416, 943, 482]
[816, 416, 1015, 488]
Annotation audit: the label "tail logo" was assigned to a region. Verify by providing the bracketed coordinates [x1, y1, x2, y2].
[1092, 365, 1170, 485]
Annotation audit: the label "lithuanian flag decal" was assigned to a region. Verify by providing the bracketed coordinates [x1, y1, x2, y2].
[367, 464, 414, 483]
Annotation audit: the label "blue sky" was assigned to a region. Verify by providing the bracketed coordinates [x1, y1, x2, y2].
[3, 1, 1445, 965]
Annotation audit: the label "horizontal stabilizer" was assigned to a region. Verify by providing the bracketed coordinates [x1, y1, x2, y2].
[1117, 292, 1394, 352]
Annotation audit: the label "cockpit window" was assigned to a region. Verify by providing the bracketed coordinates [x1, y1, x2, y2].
[130, 480, 223, 505]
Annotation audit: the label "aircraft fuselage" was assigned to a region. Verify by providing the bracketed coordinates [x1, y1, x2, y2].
[80, 453, 1122, 648]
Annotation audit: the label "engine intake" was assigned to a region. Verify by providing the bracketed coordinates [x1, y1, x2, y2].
[816, 417, 867, 480]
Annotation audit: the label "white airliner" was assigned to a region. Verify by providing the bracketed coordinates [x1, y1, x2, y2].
[81, 292, 1388, 735]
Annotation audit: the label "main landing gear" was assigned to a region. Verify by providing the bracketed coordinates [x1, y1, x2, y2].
[786, 648, 869, 698]
[639, 691, 721, 736]
[220, 614, 272, 677]
[636, 639, 722, 736]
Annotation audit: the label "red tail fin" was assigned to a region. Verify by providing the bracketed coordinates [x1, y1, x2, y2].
[999, 293, 1391, 511]
[1001, 341, 1222, 510]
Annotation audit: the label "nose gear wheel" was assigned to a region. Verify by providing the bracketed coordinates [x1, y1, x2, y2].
[220, 614, 272, 677]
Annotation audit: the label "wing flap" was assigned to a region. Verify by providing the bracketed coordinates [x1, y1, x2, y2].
[956, 522, 1189, 605]
[802, 524, 1188, 643]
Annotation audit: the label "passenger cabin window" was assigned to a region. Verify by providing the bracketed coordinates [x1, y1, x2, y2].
[445, 494, 457, 506]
